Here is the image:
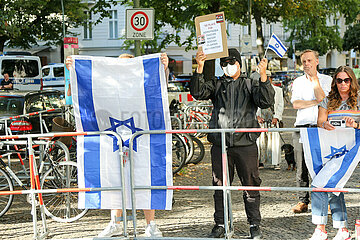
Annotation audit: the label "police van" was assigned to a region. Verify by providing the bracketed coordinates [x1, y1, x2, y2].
[41, 63, 65, 91]
[0, 55, 42, 91]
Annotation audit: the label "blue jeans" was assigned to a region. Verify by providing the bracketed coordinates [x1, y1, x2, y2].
[311, 186, 348, 228]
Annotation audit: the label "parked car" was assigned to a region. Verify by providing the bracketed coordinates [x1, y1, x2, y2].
[0, 90, 65, 134]
[41, 63, 65, 91]
[319, 68, 336, 77]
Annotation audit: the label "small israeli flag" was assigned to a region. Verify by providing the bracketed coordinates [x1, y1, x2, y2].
[266, 33, 287, 58]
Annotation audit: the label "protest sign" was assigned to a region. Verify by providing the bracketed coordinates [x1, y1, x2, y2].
[195, 12, 228, 60]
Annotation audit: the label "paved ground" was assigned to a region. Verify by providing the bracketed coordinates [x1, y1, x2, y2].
[2, 103, 360, 239]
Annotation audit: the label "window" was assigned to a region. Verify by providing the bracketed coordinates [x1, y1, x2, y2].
[42, 68, 50, 77]
[269, 24, 273, 37]
[1, 59, 40, 77]
[109, 10, 118, 39]
[83, 11, 92, 39]
[53, 67, 64, 77]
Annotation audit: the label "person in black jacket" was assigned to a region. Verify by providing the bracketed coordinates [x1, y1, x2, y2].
[190, 48, 274, 239]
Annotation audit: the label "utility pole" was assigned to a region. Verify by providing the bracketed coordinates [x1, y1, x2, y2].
[61, 0, 66, 38]
[134, 0, 141, 57]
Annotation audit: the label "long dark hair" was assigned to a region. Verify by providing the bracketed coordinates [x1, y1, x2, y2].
[327, 66, 359, 111]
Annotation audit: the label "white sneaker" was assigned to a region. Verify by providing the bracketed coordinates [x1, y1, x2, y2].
[309, 228, 328, 240]
[98, 221, 122, 237]
[333, 228, 351, 240]
[145, 221, 163, 237]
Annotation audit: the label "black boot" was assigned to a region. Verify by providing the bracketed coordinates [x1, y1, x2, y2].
[209, 224, 225, 238]
[250, 225, 262, 239]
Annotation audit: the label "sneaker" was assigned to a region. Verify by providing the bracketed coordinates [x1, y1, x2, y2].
[333, 228, 351, 240]
[209, 224, 225, 238]
[98, 221, 122, 237]
[250, 225, 262, 239]
[292, 202, 308, 213]
[145, 221, 163, 237]
[309, 228, 327, 240]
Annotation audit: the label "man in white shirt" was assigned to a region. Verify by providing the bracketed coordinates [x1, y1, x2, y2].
[290, 49, 332, 213]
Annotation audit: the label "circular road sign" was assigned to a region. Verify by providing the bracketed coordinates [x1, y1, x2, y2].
[131, 11, 149, 31]
[126, 8, 154, 40]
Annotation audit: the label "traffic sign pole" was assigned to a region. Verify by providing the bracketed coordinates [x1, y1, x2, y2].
[134, 0, 141, 57]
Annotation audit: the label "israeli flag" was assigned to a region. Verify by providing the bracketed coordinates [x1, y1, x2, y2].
[267, 33, 287, 58]
[300, 128, 360, 190]
[70, 53, 173, 210]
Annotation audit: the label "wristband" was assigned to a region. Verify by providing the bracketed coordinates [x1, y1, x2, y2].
[322, 121, 326, 128]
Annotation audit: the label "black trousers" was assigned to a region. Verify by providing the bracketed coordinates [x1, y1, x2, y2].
[211, 144, 262, 226]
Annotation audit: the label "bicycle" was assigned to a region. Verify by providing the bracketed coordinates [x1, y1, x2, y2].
[0, 138, 87, 222]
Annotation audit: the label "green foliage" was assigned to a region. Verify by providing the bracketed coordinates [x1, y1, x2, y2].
[283, 0, 360, 56]
[0, 0, 117, 52]
[343, 23, 360, 52]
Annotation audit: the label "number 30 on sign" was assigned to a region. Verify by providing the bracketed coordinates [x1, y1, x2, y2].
[126, 9, 154, 40]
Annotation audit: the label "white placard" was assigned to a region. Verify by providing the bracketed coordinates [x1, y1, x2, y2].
[199, 19, 223, 55]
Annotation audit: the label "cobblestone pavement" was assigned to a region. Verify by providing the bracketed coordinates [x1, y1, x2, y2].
[1, 104, 360, 240]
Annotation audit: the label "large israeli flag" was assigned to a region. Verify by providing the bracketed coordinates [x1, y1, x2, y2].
[300, 128, 360, 190]
[267, 33, 287, 58]
[69, 53, 173, 210]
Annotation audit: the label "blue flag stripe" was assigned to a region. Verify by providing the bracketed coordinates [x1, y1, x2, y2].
[143, 58, 167, 209]
[75, 59, 99, 132]
[83, 135, 101, 207]
[324, 129, 360, 188]
[325, 141, 360, 188]
[271, 34, 287, 52]
[308, 128, 323, 175]
[269, 45, 285, 58]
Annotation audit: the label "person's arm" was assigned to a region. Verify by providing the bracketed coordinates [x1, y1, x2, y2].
[292, 75, 325, 109]
[273, 87, 284, 121]
[317, 106, 335, 131]
[3, 82, 13, 89]
[189, 48, 215, 100]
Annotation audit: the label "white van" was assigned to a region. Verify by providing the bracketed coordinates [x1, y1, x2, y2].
[41, 63, 65, 91]
[0, 55, 42, 91]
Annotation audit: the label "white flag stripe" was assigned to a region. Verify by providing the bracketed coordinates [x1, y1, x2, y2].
[71, 54, 173, 210]
[300, 128, 360, 190]
[267, 33, 287, 58]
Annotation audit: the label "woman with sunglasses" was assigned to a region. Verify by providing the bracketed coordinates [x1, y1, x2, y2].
[309, 66, 359, 240]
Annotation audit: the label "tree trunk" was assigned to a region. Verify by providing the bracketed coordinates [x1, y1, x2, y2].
[0, 37, 6, 55]
[254, 14, 265, 58]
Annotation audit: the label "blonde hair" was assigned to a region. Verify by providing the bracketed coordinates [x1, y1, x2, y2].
[300, 49, 319, 60]
[119, 53, 134, 59]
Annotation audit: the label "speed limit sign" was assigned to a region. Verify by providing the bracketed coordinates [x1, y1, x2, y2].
[126, 8, 154, 40]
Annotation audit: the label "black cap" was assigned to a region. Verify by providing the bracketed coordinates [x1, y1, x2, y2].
[220, 48, 241, 68]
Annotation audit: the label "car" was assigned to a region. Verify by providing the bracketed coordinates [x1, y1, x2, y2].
[41, 63, 65, 91]
[0, 90, 65, 134]
[319, 68, 336, 77]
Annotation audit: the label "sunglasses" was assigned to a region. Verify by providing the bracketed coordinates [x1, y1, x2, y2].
[220, 59, 236, 67]
[335, 78, 351, 84]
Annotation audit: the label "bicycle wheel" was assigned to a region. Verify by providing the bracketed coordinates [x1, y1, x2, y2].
[172, 134, 186, 174]
[188, 136, 205, 164]
[0, 168, 14, 217]
[41, 141, 70, 174]
[181, 133, 194, 165]
[40, 161, 88, 222]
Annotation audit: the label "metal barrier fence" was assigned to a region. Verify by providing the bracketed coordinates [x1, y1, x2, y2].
[0, 130, 125, 240]
[1, 127, 360, 239]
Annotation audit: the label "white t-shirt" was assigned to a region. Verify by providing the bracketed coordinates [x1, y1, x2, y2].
[291, 72, 332, 126]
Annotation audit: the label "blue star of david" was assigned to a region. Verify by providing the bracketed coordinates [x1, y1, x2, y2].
[105, 117, 143, 152]
[324, 145, 348, 159]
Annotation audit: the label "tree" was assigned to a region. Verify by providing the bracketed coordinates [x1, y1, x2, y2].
[0, 0, 116, 53]
[283, 0, 360, 56]
[343, 23, 360, 52]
